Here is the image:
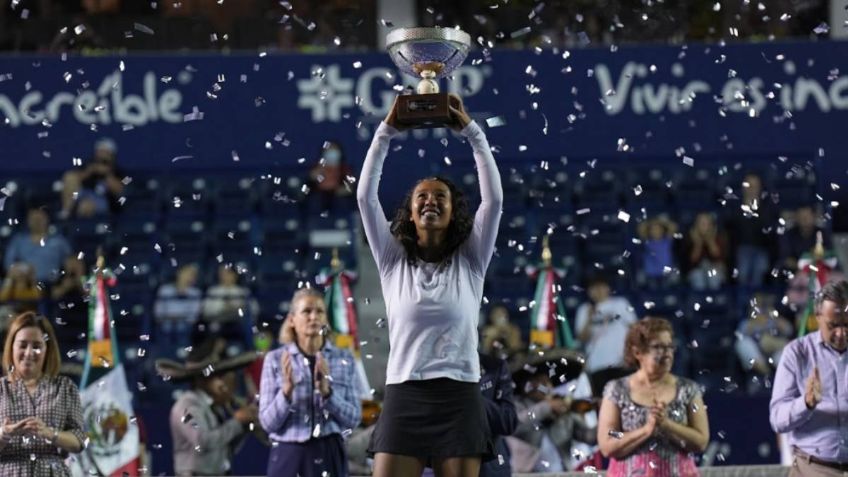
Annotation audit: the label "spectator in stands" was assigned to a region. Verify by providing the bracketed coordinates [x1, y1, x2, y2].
[306, 140, 354, 211]
[480, 305, 524, 360]
[3, 204, 71, 284]
[734, 293, 794, 388]
[682, 211, 728, 291]
[0, 263, 42, 327]
[156, 338, 259, 477]
[259, 288, 360, 477]
[202, 264, 259, 338]
[50, 256, 88, 337]
[780, 205, 830, 272]
[153, 264, 202, 346]
[60, 137, 125, 218]
[598, 318, 709, 477]
[726, 173, 777, 287]
[770, 280, 848, 476]
[636, 215, 678, 289]
[0, 312, 87, 475]
[575, 274, 638, 396]
[506, 350, 596, 473]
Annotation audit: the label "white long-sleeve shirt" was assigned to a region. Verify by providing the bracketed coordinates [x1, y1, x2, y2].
[357, 121, 503, 384]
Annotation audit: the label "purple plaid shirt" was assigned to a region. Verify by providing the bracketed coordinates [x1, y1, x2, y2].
[259, 341, 361, 443]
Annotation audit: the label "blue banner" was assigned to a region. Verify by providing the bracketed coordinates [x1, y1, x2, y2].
[0, 42, 845, 202]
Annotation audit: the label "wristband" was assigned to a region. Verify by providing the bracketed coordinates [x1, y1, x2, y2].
[51, 428, 59, 445]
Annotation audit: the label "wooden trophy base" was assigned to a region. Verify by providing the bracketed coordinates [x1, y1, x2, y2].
[395, 93, 456, 129]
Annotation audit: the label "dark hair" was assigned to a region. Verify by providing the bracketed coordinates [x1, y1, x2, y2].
[623, 317, 674, 369]
[585, 273, 610, 289]
[815, 280, 848, 315]
[390, 176, 473, 264]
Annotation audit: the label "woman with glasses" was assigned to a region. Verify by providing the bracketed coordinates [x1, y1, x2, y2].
[597, 317, 710, 477]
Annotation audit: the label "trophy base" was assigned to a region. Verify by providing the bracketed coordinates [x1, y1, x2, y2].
[395, 93, 456, 129]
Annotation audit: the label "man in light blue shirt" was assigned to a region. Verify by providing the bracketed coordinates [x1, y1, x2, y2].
[770, 279, 848, 476]
[4, 206, 71, 284]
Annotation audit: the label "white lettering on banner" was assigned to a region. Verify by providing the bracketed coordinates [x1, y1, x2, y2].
[297, 65, 355, 122]
[298, 63, 489, 125]
[0, 71, 182, 127]
[595, 61, 848, 115]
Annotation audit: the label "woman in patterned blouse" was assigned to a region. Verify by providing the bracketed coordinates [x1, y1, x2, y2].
[597, 317, 710, 477]
[0, 312, 86, 477]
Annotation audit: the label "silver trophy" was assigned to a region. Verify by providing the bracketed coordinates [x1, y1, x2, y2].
[386, 27, 471, 128]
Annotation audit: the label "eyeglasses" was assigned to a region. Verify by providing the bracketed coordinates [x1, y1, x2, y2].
[647, 344, 677, 354]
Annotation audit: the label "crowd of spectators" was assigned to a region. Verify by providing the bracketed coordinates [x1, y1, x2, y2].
[0, 0, 831, 53]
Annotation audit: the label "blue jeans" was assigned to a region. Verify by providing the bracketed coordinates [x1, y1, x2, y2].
[736, 245, 769, 287]
[687, 262, 725, 291]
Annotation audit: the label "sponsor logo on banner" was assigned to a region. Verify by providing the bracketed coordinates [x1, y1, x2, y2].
[594, 61, 848, 116]
[297, 63, 491, 126]
[0, 71, 183, 127]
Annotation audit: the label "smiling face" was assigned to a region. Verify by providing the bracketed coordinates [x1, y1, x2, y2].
[410, 179, 453, 234]
[13, 326, 46, 380]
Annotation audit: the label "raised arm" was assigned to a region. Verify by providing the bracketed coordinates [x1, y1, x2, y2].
[450, 95, 503, 274]
[356, 100, 403, 274]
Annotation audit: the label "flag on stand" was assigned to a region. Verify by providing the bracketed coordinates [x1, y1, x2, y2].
[317, 249, 372, 400]
[526, 236, 575, 349]
[797, 232, 839, 337]
[69, 257, 141, 477]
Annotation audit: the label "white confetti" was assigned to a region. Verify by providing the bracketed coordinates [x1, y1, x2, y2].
[485, 116, 506, 127]
[134, 23, 155, 35]
[183, 107, 204, 122]
[813, 22, 830, 35]
[510, 26, 531, 38]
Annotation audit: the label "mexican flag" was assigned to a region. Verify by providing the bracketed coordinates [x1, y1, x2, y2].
[528, 264, 575, 349]
[797, 235, 839, 337]
[319, 265, 372, 400]
[526, 236, 575, 349]
[68, 265, 141, 477]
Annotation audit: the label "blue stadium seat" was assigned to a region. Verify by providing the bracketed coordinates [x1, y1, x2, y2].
[625, 167, 673, 209]
[162, 176, 212, 219]
[674, 167, 719, 209]
[572, 167, 622, 209]
[119, 177, 163, 220]
[528, 171, 573, 210]
[770, 167, 817, 208]
[212, 176, 258, 215]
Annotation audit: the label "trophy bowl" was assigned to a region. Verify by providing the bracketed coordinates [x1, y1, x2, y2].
[386, 27, 471, 128]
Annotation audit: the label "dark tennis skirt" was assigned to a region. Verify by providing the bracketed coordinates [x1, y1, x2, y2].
[368, 377, 494, 462]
